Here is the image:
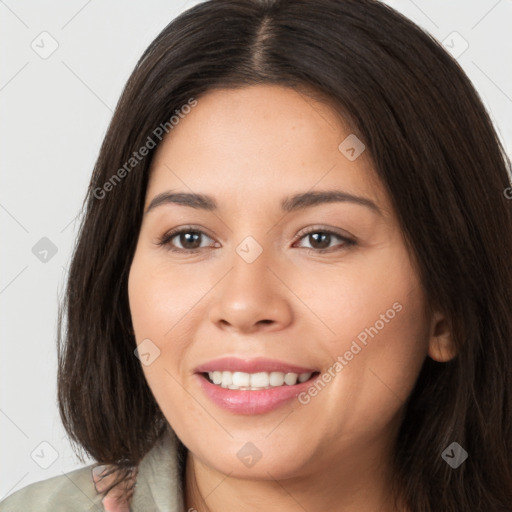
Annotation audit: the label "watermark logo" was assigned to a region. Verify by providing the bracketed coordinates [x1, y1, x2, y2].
[442, 31, 469, 59]
[236, 236, 263, 263]
[134, 338, 161, 366]
[237, 442, 263, 468]
[338, 134, 366, 161]
[441, 442, 468, 469]
[32, 237, 58, 263]
[31, 31, 59, 59]
[31, 441, 59, 469]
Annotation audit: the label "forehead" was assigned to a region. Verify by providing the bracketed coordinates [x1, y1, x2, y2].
[145, 85, 388, 213]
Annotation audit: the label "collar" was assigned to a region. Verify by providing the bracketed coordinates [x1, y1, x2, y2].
[130, 424, 186, 512]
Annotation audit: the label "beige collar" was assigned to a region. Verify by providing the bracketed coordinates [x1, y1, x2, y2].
[130, 424, 186, 512]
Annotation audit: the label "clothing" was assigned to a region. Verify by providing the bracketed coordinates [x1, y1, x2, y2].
[0, 425, 186, 511]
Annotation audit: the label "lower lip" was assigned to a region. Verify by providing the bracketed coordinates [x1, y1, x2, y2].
[195, 373, 318, 415]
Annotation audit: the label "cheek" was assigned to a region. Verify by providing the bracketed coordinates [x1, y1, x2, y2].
[291, 246, 427, 355]
[128, 255, 204, 426]
[128, 254, 204, 346]
[332, 301, 428, 441]
[299, 250, 430, 431]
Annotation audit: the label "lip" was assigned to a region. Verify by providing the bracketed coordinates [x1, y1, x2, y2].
[194, 357, 319, 415]
[195, 373, 319, 415]
[195, 357, 317, 374]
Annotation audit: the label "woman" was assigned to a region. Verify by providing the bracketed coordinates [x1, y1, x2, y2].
[1, 0, 511, 510]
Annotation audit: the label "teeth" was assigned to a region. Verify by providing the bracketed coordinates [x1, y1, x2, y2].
[221, 371, 232, 387]
[269, 372, 284, 386]
[250, 372, 269, 387]
[207, 371, 313, 390]
[284, 372, 298, 385]
[232, 371, 250, 387]
[298, 373, 311, 383]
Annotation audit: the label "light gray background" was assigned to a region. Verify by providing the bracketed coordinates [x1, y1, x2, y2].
[1, 0, 511, 500]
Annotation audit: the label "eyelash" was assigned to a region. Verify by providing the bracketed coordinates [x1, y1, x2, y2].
[156, 226, 356, 254]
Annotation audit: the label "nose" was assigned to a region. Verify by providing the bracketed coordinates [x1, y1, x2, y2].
[208, 246, 294, 334]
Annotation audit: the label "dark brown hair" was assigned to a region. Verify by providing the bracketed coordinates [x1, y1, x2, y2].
[57, 0, 512, 509]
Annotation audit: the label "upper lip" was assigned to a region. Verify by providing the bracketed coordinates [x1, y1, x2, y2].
[195, 357, 317, 374]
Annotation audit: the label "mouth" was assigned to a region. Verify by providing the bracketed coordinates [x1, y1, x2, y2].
[194, 358, 322, 414]
[200, 370, 320, 390]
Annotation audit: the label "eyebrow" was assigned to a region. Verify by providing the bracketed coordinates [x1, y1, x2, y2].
[145, 190, 381, 215]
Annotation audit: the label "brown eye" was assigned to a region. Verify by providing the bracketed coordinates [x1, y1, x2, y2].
[306, 232, 331, 250]
[294, 229, 356, 253]
[174, 231, 203, 250]
[157, 228, 216, 253]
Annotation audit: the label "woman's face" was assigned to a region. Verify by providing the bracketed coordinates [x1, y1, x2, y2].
[128, 84, 436, 480]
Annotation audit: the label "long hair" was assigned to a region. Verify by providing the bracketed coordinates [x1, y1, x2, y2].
[57, 0, 512, 509]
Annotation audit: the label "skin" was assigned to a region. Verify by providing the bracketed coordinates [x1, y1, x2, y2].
[127, 84, 455, 512]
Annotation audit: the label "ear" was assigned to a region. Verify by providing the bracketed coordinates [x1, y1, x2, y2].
[427, 310, 457, 362]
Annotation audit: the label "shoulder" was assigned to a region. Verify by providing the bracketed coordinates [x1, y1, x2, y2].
[0, 464, 104, 512]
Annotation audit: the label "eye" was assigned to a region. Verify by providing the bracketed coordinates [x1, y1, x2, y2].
[293, 228, 356, 253]
[156, 226, 218, 253]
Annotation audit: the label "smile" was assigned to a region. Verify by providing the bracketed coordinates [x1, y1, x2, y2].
[194, 358, 321, 414]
